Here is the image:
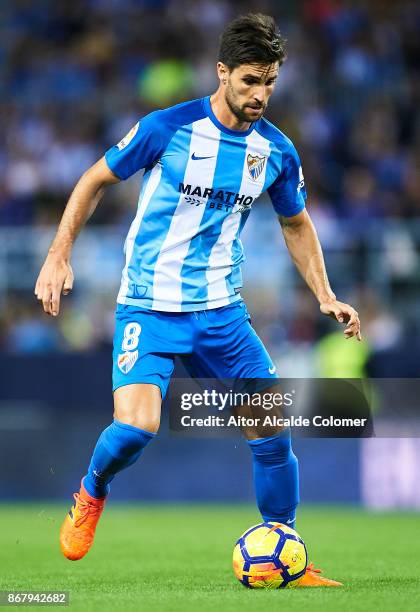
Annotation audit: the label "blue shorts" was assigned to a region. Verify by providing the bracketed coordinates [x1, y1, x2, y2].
[112, 300, 278, 398]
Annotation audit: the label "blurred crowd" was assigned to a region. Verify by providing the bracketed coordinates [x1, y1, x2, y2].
[1, 0, 419, 225]
[0, 0, 419, 368]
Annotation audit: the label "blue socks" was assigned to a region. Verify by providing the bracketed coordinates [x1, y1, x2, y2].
[83, 419, 156, 499]
[247, 430, 299, 528]
[82, 419, 299, 523]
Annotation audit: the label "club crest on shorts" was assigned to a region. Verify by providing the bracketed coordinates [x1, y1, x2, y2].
[117, 350, 138, 374]
[247, 154, 266, 181]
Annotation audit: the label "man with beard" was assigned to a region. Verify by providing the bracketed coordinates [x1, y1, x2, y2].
[35, 13, 360, 584]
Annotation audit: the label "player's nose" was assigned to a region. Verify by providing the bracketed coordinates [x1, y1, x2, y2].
[250, 97, 263, 109]
[253, 87, 264, 102]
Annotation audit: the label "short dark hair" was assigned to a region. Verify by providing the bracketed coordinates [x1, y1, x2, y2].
[218, 13, 287, 70]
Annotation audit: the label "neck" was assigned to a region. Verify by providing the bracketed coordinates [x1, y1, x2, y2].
[209, 88, 251, 132]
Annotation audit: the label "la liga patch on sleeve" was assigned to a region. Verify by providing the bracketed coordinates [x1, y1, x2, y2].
[117, 121, 140, 151]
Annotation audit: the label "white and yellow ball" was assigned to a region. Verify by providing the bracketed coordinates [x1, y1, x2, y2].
[233, 522, 307, 589]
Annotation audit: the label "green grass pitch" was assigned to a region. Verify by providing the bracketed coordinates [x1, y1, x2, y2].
[0, 504, 419, 611]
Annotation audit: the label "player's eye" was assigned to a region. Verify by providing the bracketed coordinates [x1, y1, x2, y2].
[243, 78, 258, 85]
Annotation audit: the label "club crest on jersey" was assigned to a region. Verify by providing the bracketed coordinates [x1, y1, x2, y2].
[117, 121, 139, 151]
[247, 154, 267, 181]
[117, 350, 138, 374]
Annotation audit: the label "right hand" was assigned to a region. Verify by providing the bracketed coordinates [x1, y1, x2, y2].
[35, 254, 74, 316]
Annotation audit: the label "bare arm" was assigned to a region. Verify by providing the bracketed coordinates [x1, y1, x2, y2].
[35, 157, 120, 316]
[279, 209, 361, 340]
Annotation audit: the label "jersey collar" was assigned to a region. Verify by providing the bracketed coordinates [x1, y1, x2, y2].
[203, 96, 257, 137]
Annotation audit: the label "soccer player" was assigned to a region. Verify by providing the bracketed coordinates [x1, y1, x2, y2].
[35, 14, 361, 586]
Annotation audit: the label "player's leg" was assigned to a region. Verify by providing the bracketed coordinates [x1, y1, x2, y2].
[60, 305, 182, 560]
[188, 302, 299, 526]
[245, 427, 299, 527]
[242, 407, 341, 586]
[60, 383, 162, 561]
[82, 383, 161, 500]
[191, 301, 341, 586]
[234, 392, 299, 528]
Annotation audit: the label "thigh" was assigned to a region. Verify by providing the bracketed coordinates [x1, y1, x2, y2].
[188, 302, 283, 438]
[114, 383, 162, 433]
[113, 304, 191, 399]
[191, 301, 279, 380]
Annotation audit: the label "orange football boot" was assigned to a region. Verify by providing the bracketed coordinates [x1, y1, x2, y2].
[296, 562, 343, 587]
[59, 480, 106, 560]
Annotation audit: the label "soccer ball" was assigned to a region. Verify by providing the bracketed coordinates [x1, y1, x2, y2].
[233, 522, 307, 589]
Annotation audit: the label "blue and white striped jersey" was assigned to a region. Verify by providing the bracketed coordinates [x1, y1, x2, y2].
[105, 96, 307, 312]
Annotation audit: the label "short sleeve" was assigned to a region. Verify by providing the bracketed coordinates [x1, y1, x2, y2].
[105, 110, 166, 180]
[268, 145, 307, 216]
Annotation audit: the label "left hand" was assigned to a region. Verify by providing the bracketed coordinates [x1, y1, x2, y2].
[320, 300, 362, 341]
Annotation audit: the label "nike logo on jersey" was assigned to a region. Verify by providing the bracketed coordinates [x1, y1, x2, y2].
[269, 365, 276, 374]
[191, 153, 215, 161]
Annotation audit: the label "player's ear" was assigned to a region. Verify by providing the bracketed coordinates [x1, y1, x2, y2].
[217, 62, 229, 86]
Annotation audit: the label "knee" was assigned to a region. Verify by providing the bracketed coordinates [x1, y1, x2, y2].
[114, 408, 160, 434]
[113, 384, 161, 434]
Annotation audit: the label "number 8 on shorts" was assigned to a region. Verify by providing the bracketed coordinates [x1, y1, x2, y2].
[122, 322, 141, 352]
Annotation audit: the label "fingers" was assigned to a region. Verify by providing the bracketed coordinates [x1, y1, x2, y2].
[35, 277, 46, 310]
[37, 281, 63, 316]
[347, 308, 358, 327]
[35, 271, 50, 314]
[35, 280, 63, 316]
[41, 284, 53, 315]
[343, 309, 362, 341]
[35, 260, 73, 315]
[62, 270, 74, 296]
[344, 323, 362, 341]
[331, 304, 346, 324]
[321, 301, 362, 341]
[50, 284, 62, 317]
